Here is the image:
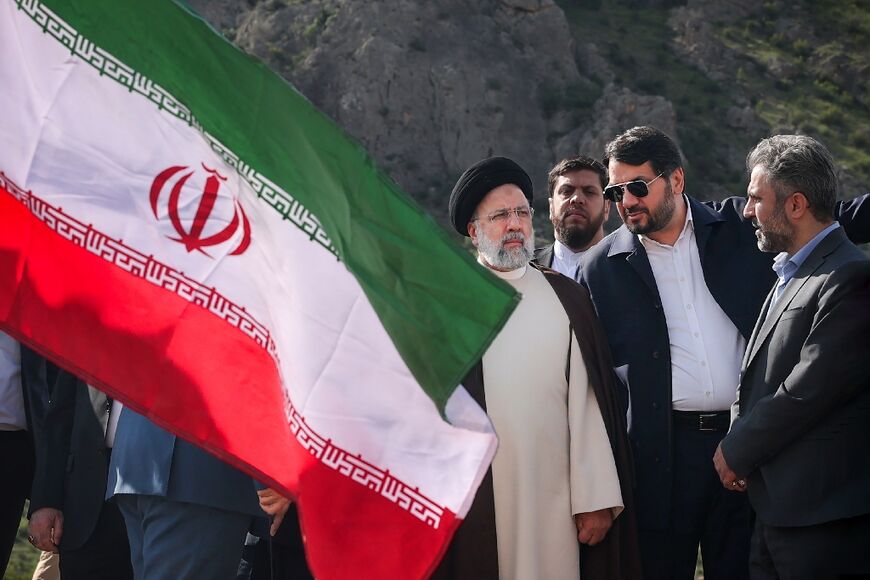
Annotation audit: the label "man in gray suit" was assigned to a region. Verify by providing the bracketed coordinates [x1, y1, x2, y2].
[714, 135, 870, 578]
[108, 408, 264, 579]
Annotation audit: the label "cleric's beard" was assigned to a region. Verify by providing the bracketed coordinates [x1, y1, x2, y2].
[477, 230, 534, 270]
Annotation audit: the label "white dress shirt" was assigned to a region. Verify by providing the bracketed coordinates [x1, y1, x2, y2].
[640, 199, 745, 411]
[550, 240, 586, 281]
[0, 331, 26, 431]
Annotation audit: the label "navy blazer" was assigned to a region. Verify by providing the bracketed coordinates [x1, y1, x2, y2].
[107, 407, 262, 517]
[579, 194, 869, 530]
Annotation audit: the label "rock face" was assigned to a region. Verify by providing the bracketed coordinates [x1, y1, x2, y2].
[555, 85, 678, 164]
[187, 0, 867, 234]
[191, 0, 604, 221]
[187, 0, 696, 225]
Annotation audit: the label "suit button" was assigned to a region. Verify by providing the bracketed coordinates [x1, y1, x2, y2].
[652, 350, 660, 359]
[654, 456, 661, 464]
[652, 402, 658, 409]
[653, 302, 662, 309]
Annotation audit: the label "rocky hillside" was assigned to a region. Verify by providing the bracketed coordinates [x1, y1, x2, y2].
[188, 0, 869, 239]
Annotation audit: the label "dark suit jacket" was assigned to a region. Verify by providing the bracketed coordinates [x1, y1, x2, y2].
[532, 244, 554, 269]
[29, 371, 112, 551]
[19, 345, 57, 449]
[721, 228, 870, 527]
[579, 194, 869, 530]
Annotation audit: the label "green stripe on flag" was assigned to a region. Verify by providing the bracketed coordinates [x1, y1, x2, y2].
[34, 0, 518, 409]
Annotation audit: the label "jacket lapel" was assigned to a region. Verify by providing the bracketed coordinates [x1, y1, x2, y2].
[742, 284, 776, 371]
[533, 244, 554, 268]
[608, 227, 659, 297]
[688, 197, 726, 264]
[743, 227, 848, 370]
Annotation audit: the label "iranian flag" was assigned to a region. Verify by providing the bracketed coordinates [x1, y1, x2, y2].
[0, 1, 518, 577]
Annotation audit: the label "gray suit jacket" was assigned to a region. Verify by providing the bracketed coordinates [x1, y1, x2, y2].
[107, 407, 262, 517]
[721, 227, 870, 526]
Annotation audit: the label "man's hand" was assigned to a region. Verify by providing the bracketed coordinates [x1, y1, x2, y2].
[28, 508, 64, 552]
[574, 508, 613, 546]
[257, 488, 292, 536]
[713, 443, 746, 492]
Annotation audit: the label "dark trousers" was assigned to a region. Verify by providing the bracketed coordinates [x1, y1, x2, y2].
[60, 500, 134, 580]
[639, 423, 751, 580]
[750, 513, 870, 580]
[0, 430, 33, 576]
[238, 505, 313, 580]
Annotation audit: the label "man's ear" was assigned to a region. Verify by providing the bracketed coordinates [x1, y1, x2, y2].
[603, 198, 612, 220]
[467, 221, 479, 247]
[548, 196, 555, 220]
[787, 192, 811, 221]
[670, 167, 685, 195]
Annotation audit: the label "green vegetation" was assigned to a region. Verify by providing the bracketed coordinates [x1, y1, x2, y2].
[539, 77, 602, 122]
[555, 0, 870, 197]
[303, 7, 335, 42]
[717, 0, 870, 188]
[556, 0, 757, 196]
[7, 506, 40, 580]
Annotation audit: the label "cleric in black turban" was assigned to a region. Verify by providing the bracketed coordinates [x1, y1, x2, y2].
[449, 156, 533, 236]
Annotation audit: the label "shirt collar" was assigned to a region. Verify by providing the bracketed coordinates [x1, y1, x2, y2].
[639, 195, 693, 249]
[553, 239, 583, 264]
[772, 222, 840, 282]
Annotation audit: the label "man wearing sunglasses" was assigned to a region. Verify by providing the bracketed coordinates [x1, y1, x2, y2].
[578, 125, 870, 580]
[533, 156, 611, 281]
[434, 156, 640, 580]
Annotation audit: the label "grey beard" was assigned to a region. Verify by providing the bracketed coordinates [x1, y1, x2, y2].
[477, 231, 534, 270]
[753, 206, 794, 253]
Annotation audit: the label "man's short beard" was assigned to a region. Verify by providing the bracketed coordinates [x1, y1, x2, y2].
[554, 211, 606, 251]
[625, 181, 676, 235]
[755, 202, 794, 253]
[477, 230, 534, 270]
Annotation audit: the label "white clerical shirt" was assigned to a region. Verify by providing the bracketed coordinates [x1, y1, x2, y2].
[550, 240, 586, 281]
[639, 199, 745, 411]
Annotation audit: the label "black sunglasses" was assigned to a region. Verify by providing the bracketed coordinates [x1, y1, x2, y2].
[604, 173, 664, 202]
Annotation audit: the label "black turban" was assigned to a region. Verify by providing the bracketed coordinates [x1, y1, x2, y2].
[449, 156, 533, 236]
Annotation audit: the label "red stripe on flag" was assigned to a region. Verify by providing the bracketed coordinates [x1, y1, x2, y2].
[0, 186, 460, 578]
[298, 459, 459, 578]
[0, 185, 300, 490]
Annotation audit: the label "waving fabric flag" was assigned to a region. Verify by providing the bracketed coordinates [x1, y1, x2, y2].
[0, 1, 518, 577]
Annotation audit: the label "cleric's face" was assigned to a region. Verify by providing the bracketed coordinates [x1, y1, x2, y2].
[468, 184, 534, 271]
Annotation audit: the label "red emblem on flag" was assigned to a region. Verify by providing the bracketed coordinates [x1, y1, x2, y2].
[149, 163, 251, 257]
